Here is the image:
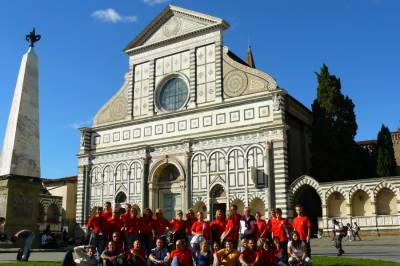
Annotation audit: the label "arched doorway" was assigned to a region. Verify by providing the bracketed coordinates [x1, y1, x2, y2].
[210, 184, 227, 219]
[293, 185, 322, 237]
[115, 191, 127, 208]
[149, 161, 185, 220]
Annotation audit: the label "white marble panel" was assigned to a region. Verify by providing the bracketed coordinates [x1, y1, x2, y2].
[136, 182, 141, 193]
[142, 63, 149, 80]
[130, 183, 135, 194]
[134, 64, 142, 81]
[197, 84, 206, 104]
[142, 79, 149, 97]
[134, 82, 141, 99]
[156, 59, 163, 76]
[181, 51, 190, 69]
[206, 63, 215, 82]
[172, 54, 181, 72]
[164, 55, 172, 74]
[206, 44, 215, 63]
[206, 82, 216, 102]
[201, 175, 207, 189]
[197, 65, 206, 84]
[196, 46, 206, 65]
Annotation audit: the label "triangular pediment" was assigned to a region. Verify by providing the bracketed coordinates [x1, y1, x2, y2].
[124, 5, 229, 52]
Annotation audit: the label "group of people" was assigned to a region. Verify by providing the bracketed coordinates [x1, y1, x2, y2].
[64, 202, 313, 266]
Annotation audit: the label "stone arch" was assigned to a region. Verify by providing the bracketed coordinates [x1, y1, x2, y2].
[375, 188, 398, 215]
[148, 158, 185, 183]
[249, 197, 265, 215]
[207, 149, 227, 160]
[210, 183, 227, 219]
[227, 147, 246, 159]
[90, 167, 102, 184]
[289, 175, 323, 203]
[351, 189, 372, 216]
[373, 181, 399, 199]
[245, 144, 266, 158]
[230, 195, 245, 215]
[326, 191, 347, 218]
[325, 185, 347, 202]
[115, 191, 127, 208]
[103, 164, 114, 183]
[349, 183, 374, 202]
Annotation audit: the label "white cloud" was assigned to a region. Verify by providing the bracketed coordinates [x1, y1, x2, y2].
[92, 8, 138, 23]
[142, 0, 170, 6]
[69, 119, 92, 129]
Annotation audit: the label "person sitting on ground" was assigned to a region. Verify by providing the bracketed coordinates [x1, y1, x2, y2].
[195, 240, 212, 266]
[73, 245, 98, 266]
[287, 231, 311, 266]
[111, 232, 125, 254]
[148, 238, 169, 266]
[239, 238, 260, 266]
[127, 239, 146, 266]
[101, 241, 124, 266]
[259, 240, 277, 266]
[272, 236, 287, 266]
[212, 241, 221, 255]
[168, 239, 193, 266]
[11, 229, 34, 261]
[0, 217, 7, 241]
[214, 240, 240, 266]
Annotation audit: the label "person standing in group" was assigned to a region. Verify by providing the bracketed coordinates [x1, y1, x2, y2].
[191, 211, 211, 251]
[170, 210, 186, 243]
[102, 202, 113, 220]
[332, 219, 345, 256]
[86, 207, 107, 255]
[211, 209, 226, 245]
[220, 210, 239, 248]
[353, 222, 361, 241]
[271, 208, 291, 257]
[140, 208, 154, 255]
[266, 209, 276, 241]
[185, 209, 196, 243]
[240, 207, 257, 240]
[292, 204, 312, 257]
[124, 207, 140, 248]
[154, 209, 171, 240]
[230, 205, 242, 235]
[255, 211, 267, 244]
[11, 229, 34, 261]
[105, 208, 124, 242]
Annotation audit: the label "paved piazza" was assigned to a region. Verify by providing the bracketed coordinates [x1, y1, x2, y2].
[0, 236, 399, 263]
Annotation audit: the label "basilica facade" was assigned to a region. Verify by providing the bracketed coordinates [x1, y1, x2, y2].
[76, 5, 312, 223]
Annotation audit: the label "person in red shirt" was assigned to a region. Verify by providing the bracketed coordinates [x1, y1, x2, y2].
[211, 209, 225, 245]
[230, 204, 242, 231]
[259, 240, 277, 266]
[170, 210, 186, 242]
[140, 208, 154, 255]
[169, 239, 193, 266]
[120, 203, 132, 223]
[271, 208, 291, 259]
[292, 204, 312, 257]
[191, 211, 211, 250]
[86, 207, 107, 254]
[154, 209, 171, 238]
[105, 209, 124, 242]
[266, 209, 276, 240]
[102, 202, 113, 220]
[124, 207, 140, 249]
[221, 210, 239, 247]
[255, 211, 267, 242]
[239, 238, 260, 266]
[111, 232, 125, 254]
[185, 209, 196, 240]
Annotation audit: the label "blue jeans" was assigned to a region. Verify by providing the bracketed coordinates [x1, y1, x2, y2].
[22, 234, 34, 260]
[171, 257, 179, 266]
[90, 233, 105, 257]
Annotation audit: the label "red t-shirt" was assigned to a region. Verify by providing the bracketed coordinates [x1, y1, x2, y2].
[154, 218, 171, 236]
[120, 212, 131, 223]
[102, 211, 112, 220]
[241, 249, 260, 264]
[86, 215, 106, 234]
[260, 249, 276, 265]
[191, 221, 211, 240]
[256, 219, 267, 238]
[233, 213, 242, 228]
[223, 219, 238, 241]
[105, 217, 124, 239]
[211, 218, 226, 239]
[171, 219, 186, 232]
[140, 217, 154, 234]
[170, 249, 193, 266]
[125, 216, 140, 235]
[292, 215, 311, 241]
[185, 218, 195, 236]
[271, 217, 290, 242]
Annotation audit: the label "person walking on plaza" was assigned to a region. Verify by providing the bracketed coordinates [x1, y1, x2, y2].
[11, 229, 34, 261]
[332, 219, 345, 256]
[353, 222, 361, 241]
[346, 223, 353, 242]
[287, 231, 311, 266]
[292, 204, 312, 257]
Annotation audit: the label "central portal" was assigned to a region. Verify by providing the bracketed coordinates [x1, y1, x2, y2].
[149, 161, 186, 220]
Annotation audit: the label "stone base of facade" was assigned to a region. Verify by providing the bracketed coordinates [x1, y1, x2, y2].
[0, 175, 42, 236]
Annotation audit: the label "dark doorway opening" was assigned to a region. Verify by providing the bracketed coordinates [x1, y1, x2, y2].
[293, 185, 322, 237]
[211, 203, 226, 220]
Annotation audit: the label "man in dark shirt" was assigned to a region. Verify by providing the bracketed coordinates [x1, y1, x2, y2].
[149, 238, 169, 266]
[11, 229, 34, 261]
[241, 207, 257, 240]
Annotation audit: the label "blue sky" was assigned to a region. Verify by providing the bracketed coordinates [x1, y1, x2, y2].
[0, 0, 399, 178]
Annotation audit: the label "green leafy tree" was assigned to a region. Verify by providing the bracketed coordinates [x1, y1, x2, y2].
[310, 64, 369, 181]
[376, 125, 397, 177]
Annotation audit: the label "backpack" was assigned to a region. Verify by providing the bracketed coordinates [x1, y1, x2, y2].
[341, 225, 348, 236]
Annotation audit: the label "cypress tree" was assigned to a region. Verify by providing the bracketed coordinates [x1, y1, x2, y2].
[310, 64, 364, 181]
[376, 125, 397, 177]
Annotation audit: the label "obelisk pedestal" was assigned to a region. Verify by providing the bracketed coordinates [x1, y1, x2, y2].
[0, 40, 42, 237]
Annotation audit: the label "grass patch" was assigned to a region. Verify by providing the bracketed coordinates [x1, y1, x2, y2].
[0, 262, 59, 266]
[313, 256, 400, 265]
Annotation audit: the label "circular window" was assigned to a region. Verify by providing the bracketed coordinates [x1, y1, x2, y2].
[159, 78, 188, 112]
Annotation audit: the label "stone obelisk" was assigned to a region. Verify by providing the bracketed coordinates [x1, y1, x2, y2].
[0, 29, 42, 236]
